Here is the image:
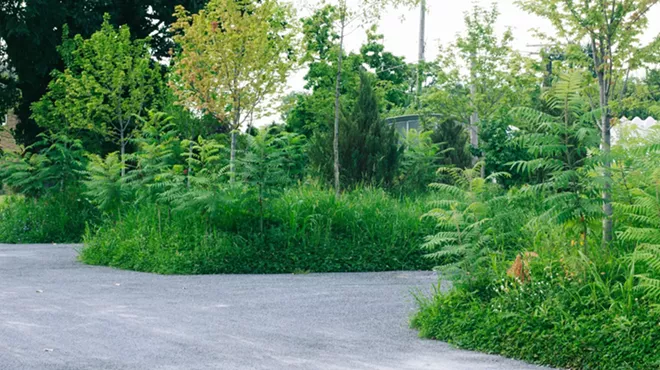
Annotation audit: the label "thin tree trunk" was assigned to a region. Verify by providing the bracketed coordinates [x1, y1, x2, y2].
[333, 8, 346, 197]
[416, 0, 426, 109]
[601, 106, 613, 247]
[592, 37, 613, 248]
[120, 128, 126, 177]
[158, 207, 162, 237]
[230, 131, 237, 182]
[469, 54, 481, 176]
[259, 185, 264, 234]
[187, 140, 193, 188]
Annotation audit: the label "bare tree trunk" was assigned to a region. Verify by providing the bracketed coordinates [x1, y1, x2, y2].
[333, 8, 346, 197]
[469, 110, 479, 162]
[259, 185, 264, 234]
[593, 37, 613, 248]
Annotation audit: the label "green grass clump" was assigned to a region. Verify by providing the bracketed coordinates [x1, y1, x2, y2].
[0, 191, 100, 243]
[411, 259, 660, 370]
[80, 186, 435, 274]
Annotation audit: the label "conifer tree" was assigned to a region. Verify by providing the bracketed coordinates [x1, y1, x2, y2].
[310, 71, 400, 187]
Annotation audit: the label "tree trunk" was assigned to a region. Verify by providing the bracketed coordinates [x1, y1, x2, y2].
[591, 37, 613, 248]
[187, 140, 193, 188]
[120, 128, 126, 177]
[469, 111, 479, 161]
[259, 185, 264, 234]
[230, 102, 240, 183]
[333, 8, 346, 197]
[230, 130, 237, 182]
[601, 107, 613, 247]
[469, 55, 481, 176]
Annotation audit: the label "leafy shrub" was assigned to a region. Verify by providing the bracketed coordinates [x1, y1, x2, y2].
[412, 257, 660, 370]
[393, 129, 441, 194]
[0, 191, 99, 243]
[80, 186, 435, 274]
[0, 132, 87, 198]
[422, 162, 538, 280]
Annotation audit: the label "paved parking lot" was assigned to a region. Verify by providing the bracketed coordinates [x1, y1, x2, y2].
[0, 244, 549, 370]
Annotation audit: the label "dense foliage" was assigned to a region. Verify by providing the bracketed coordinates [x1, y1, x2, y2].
[0, 193, 98, 243]
[309, 71, 401, 187]
[1, 0, 660, 369]
[0, 0, 208, 145]
[81, 187, 433, 274]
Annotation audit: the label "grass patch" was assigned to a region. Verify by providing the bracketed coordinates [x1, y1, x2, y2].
[0, 191, 100, 243]
[80, 187, 435, 274]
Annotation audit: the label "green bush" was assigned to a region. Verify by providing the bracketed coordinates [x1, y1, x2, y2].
[80, 186, 435, 274]
[412, 258, 660, 370]
[0, 192, 99, 243]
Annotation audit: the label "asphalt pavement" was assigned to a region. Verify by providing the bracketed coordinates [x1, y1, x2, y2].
[0, 244, 550, 370]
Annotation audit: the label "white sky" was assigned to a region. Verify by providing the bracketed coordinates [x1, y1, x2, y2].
[258, 0, 660, 125]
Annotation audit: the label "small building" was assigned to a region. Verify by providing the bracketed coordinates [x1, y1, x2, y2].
[384, 114, 444, 136]
[1, 110, 18, 152]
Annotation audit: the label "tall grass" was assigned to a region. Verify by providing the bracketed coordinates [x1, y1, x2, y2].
[0, 191, 99, 243]
[80, 186, 435, 274]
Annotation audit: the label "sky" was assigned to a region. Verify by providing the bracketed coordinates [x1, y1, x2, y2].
[258, 0, 660, 125]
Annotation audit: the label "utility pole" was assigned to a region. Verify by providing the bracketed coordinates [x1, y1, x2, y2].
[416, 0, 426, 109]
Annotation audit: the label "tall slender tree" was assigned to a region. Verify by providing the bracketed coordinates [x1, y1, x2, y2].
[424, 4, 526, 174]
[517, 0, 660, 246]
[316, 0, 418, 196]
[170, 0, 297, 181]
[309, 71, 400, 187]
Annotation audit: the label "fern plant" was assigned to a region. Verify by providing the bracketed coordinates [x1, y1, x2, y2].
[127, 110, 181, 205]
[239, 128, 306, 233]
[618, 169, 660, 312]
[182, 136, 225, 178]
[83, 152, 130, 218]
[510, 71, 601, 248]
[0, 131, 86, 197]
[423, 162, 514, 280]
[395, 129, 441, 194]
[0, 150, 48, 198]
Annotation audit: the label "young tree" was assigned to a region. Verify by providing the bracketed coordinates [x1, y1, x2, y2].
[239, 128, 305, 233]
[0, 0, 208, 146]
[32, 15, 161, 176]
[285, 5, 363, 139]
[170, 0, 297, 181]
[309, 71, 400, 187]
[511, 71, 602, 248]
[517, 0, 660, 246]
[311, 0, 417, 196]
[427, 5, 519, 168]
[424, 4, 535, 175]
